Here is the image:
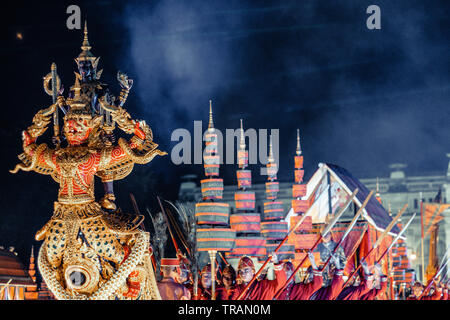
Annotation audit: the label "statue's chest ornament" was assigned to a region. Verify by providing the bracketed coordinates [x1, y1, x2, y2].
[57, 148, 93, 176]
[56, 148, 96, 197]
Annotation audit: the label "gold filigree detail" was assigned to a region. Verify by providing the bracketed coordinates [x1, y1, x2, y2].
[26, 104, 56, 140]
[52, 201, 102, 220]
[117, 137, 166, 165]
[10, 143, 49, 174]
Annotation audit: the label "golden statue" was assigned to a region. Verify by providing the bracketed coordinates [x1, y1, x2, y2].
[10, 23, 166, 300]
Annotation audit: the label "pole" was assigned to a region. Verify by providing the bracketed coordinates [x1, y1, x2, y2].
[129, 193, 140, 215]
[423, 258, 449, 298]
[388, 274, 394, 300]
[128, 197, 154, 273]
[327, 171, 332, 215]
[271, 189, 363, 300]
[216, 258, 223, 278]
[386, 241, 392, 300]
[157, 196, 180, 253]
[418, 244, 450, 299]
[236, 188, 359, 301]
[376, 213, 416, 265]
[335, 212, 415, 300]
[0, 279, 12, 297]
[402, 283, 406, 300]
[51, 63, 58, 136]
[320, 195, 368, 271]
[163, 201, 191, 255]
[209, 250, 217, 300]
[49, 63, 61, 148]
[145, 207, 161, 275]
[193, 271, 199, 300]
[441, 267, 450, 284]
[218, 251, 230, 266]
[420, 192, 425, 283]
[335, 203, 408, 296]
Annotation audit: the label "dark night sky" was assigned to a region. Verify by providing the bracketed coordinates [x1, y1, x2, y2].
[1, 0, 449, 260]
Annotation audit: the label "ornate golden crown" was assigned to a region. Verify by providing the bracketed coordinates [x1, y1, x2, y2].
[65, 76, 92, 118]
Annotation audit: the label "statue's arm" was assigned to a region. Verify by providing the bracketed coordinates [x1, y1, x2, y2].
[10, 104, 57, 174]
[24, 103, 56, 148]
[116, 71, 133, 108]
[96, 100, 166, 181]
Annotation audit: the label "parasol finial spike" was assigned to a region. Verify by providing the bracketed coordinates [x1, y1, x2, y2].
[208, 99, 214, 130]
[296, 129, 302, 156]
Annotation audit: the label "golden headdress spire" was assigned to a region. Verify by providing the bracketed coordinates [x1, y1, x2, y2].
[296, 129, 302, 156]
[81, 21, 91, 52]
[208, 99, 214, 130]
[75, 20, 97, 64]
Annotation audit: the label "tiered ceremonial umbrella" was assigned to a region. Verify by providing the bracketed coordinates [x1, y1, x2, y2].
[196, 101, 236, 299]
[226, 120, 266, 262]
[260, 134, 295, 262]
[287, 130, 318, 265]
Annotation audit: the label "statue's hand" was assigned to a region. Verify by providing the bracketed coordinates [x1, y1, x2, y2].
[107, 132, 116, 144]
[117, 71, 133, 90]
[101, 130, 116, 144]
[26, 104, 57, 142]
[112, 107, 135, 134]
[98, 97, 134, 134]
[52, 135, 61, 147]
[58, 84, 64, 96]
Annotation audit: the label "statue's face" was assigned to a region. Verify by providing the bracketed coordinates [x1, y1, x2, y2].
[78, 60, 94, 81]
[63, 116, 93, 145]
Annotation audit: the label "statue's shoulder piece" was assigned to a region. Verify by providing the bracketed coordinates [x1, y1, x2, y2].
[96, 144, 134, 182]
